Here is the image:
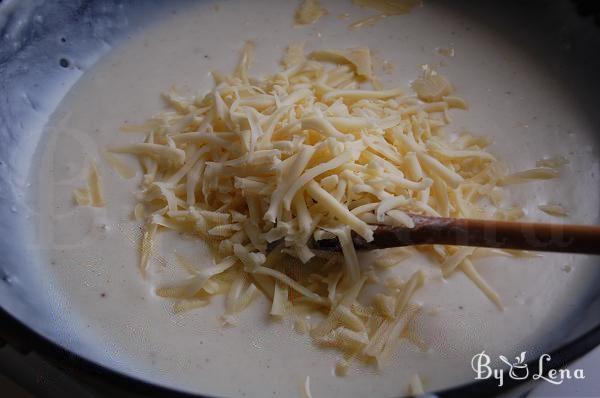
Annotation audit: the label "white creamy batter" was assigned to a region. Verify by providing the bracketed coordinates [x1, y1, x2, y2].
[32, 1, 600, 396]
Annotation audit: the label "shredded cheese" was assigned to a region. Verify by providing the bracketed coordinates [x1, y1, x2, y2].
[498, 167, 559, 186]
[73, 187, 90, 206]
[536, 155, 569, 169]
[335, 359, 350, 376]
[303, 375, 313, 398]
[349, 0, 419, 30]
[73, 162, 105, 207]
[114, 42, 553, 379]
[437, 47, 455, 58]
[538, 204, 569, 217]
[409, 373, 425, 395]
[310, 48, 373, 79]
[283, 42, 306, 68]
[295, 0, 328, 25]
[104, 152, 136, 179]
[412, 68, 453, 102]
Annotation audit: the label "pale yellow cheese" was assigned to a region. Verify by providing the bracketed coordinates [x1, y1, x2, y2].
[115, 42, 551, 377]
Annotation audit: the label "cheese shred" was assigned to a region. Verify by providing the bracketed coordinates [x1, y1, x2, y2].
[73, 162, 105, 207]
[115, 43, 553, 383]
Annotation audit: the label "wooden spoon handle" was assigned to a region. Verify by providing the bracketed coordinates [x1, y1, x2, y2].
[315, 215, 600, 254]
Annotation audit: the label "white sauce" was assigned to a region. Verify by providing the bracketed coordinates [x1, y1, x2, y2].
[33, 1, 600, 396]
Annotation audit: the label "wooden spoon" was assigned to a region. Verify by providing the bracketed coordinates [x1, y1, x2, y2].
[311, 214, 600, 254]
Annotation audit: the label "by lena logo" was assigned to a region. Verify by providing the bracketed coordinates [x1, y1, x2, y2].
[471, 351, 585, 387]
[499, 352, 529, 380]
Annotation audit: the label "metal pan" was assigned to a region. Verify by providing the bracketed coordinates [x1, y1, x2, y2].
[1, 1, 599, 396]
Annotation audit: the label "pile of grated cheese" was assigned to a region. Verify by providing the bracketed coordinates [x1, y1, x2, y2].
[110, 43, 558, 371]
